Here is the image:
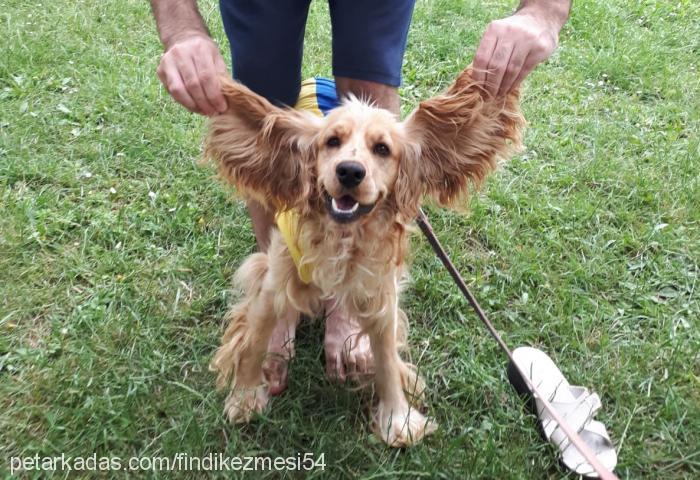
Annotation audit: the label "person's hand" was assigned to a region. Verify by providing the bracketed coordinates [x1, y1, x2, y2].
[156, 34, 228, 116]
[472, 11, 561, 97]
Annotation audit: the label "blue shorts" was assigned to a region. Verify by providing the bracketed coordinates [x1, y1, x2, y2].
[219, 0, 416, 106]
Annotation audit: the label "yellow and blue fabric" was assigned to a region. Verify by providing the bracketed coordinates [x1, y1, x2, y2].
[275, 77, 339, 284]
[292, 77, 339, 117]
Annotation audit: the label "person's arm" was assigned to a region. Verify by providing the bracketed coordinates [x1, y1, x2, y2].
[472, 0, 571, 96]
[150, 0, 228, 115]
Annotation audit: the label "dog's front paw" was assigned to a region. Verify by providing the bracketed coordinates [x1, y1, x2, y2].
[371, 401, 437, 447]
[398, 362, 426, 407]
[223, 385, 269, 423]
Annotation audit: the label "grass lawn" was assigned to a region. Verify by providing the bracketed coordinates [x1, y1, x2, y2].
[1, 0, 698, 478]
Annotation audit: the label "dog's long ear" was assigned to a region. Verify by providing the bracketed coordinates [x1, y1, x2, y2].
[398, 67, 524, 212]
[204, 77, 322, 211]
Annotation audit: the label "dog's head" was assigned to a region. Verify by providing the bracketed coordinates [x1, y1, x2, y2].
[315, 103, 404, 223]
[204, 68, 524, 223]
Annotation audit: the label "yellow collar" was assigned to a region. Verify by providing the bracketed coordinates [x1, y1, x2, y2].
[272, 78, 328, 284]
[275, 210, 313, 284]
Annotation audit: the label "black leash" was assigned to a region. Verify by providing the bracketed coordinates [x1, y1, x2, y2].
[416, 209, 511, 357]
[416, 208, 617, 480]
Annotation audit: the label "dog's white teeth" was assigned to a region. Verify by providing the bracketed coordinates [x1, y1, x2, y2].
[331, 198, 359, 214]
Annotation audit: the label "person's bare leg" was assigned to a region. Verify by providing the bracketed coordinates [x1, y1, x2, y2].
[248, 199, 275, 252]
[262, 308, 298, 395]
[248, 198, 299, 395]
[324, 77, 399, 382]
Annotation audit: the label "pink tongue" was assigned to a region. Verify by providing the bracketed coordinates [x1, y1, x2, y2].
[336, 195, 357, 210]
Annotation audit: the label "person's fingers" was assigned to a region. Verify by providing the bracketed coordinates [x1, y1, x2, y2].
[485, 41, 515, 96]
[158, 62, 201, 114]
[172, 49, 217, 116]
[194, 52, 228, 114]
[511, 51, 539, 91]
[472, 28, 498, 83]
[213, 51, 228, 76]
[510, 34, 555, 90]
[213, 54, 229, 112]
[498, 43, 528, 96]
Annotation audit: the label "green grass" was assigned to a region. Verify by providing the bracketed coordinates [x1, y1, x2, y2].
[1, 0, 698, 478]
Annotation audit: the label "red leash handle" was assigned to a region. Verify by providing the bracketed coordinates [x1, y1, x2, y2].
[416, 209, 618, 480]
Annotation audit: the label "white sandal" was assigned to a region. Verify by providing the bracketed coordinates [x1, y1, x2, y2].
[507, 347, 618, 478]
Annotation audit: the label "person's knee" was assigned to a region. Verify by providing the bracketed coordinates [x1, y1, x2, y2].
[335, 77, 400, 115]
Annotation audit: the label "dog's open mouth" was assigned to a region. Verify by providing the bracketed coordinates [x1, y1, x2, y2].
[324, 191, 375, 223]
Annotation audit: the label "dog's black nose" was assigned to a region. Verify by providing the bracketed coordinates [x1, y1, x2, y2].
[336, 161, 366, 188]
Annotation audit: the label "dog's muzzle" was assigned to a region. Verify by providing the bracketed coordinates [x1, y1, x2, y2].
[323, 190, 375, 223]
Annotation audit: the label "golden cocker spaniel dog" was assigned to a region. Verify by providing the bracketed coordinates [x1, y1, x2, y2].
[204, 68, 524, 447]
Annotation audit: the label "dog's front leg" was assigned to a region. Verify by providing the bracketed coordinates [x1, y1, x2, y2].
[369, 290, 436, 447]
[210, 253, 283, 423]
[215, 286, 278, 423]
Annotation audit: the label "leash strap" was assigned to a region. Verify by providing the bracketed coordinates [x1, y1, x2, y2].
[416, 208, 618, 480]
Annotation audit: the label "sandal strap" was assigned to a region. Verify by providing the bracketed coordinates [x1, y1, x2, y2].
[562, 420, 617, 476]
[539, 390, 602, 449]
[584, 419, 615, 447]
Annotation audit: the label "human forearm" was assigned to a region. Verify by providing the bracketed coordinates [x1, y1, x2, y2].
[516, 0, 571, 31]
[150, 0, 211, 50]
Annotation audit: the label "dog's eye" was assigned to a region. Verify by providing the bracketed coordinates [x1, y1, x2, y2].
[326, 136, 341, 147]
[373, 143, 390, 157]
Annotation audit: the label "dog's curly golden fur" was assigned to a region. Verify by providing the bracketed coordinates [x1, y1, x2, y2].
[204, 68, 524, 447]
